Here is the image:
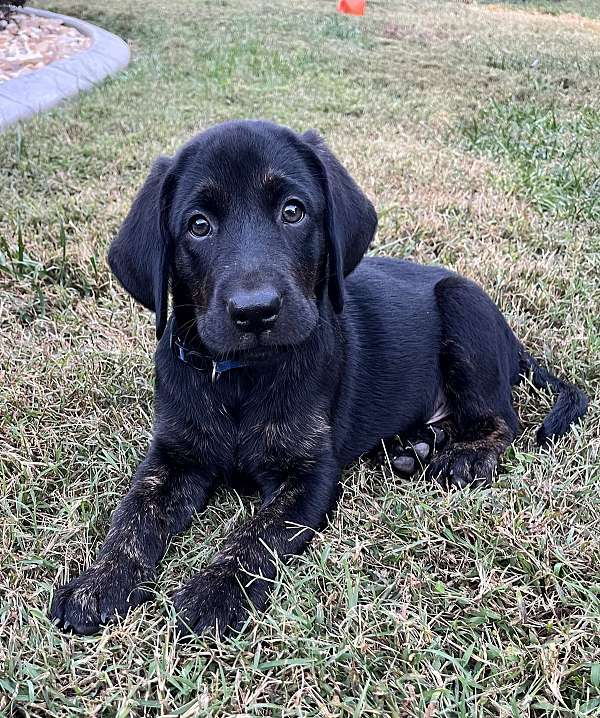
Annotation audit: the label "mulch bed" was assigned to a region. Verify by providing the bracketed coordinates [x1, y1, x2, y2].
[0, 12, 91, 82]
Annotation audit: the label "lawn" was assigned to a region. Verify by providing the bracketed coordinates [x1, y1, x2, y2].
[1, 0, 599, 716]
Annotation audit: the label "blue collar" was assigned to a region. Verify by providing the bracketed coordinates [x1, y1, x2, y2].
[169, 318, 248, 380]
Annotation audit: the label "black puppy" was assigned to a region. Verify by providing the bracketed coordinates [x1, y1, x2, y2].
[51, 120, 587, 636]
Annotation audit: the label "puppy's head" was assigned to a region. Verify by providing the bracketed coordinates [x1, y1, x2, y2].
[108, 120, 377, 356]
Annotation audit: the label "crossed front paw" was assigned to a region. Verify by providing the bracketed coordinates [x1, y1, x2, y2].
[372, 423, 450, 478]
[172, 562, 267, 638]
[50, 557, 154, 635]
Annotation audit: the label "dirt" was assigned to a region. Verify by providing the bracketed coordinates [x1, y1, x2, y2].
[0, 12, 91, 83]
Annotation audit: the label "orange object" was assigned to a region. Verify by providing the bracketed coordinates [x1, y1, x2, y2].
[337, 0, 365, 17]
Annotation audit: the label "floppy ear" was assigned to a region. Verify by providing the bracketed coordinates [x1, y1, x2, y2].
[108, 156, 174, 339]
[301, 130, 377, 313]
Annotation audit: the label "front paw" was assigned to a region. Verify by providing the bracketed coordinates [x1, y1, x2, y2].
[172, 562, 267, 638]
[50, 557, 154, 635]
[427, 446, 498, 490]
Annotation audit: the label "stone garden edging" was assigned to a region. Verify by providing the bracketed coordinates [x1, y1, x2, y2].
[0, 7, 129, 131]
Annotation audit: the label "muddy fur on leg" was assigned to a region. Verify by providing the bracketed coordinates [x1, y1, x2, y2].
[173, 456, 340, 636]
[51, 452, 214, 634]
[427, 276, 522, 489]
[426, 416, 514, 489]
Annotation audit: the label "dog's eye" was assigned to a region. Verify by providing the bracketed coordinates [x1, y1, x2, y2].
[282, 200, 305, 224]
[188, 214, 212, 238]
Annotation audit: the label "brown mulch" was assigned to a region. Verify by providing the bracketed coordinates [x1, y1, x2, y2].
[0, 12, 91, 83]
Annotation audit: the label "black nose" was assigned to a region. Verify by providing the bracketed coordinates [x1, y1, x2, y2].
[227, 288, 282, 333]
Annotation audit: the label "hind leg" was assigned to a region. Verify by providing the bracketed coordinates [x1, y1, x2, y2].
[427, 276, 522, 489]
[427, 416, 514, 489]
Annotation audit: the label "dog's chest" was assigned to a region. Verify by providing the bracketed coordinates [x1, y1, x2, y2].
[233, 401, 329, 474]
[178, 376, 331, 476]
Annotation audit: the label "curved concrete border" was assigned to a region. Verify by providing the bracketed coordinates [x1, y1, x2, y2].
[0, 8, 129, 131]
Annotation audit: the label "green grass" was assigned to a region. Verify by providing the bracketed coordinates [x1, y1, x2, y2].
[1, 0, 599, 716]
[461, 102, 600, 220]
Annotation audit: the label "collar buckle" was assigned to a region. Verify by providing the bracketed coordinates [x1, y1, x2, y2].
[170, 315, 248, 377]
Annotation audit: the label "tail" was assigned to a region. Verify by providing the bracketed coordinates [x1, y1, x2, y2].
[519, 351, 588, 446]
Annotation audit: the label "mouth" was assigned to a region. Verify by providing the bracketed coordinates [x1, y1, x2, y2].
[196, 303, 319, 359]
[216, 343, 288, 362]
